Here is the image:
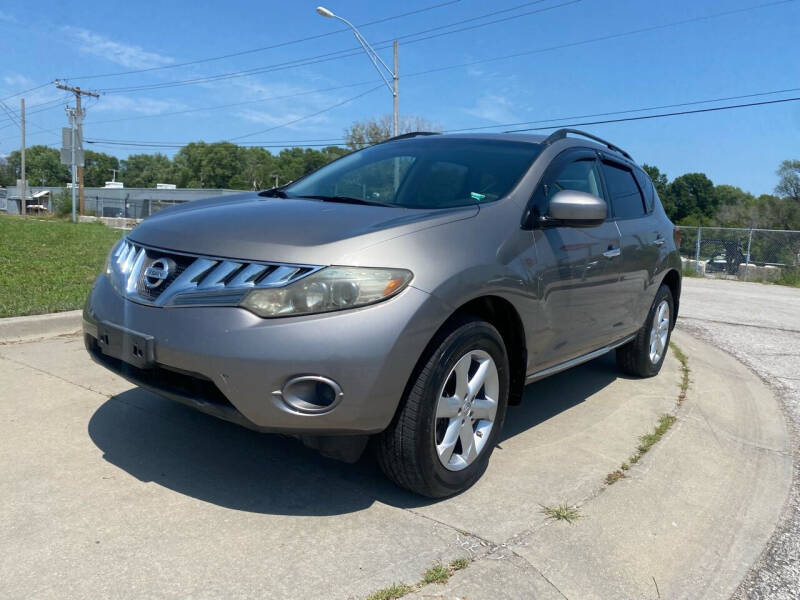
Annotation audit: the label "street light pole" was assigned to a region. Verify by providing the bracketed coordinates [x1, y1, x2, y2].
[316, 6, 398, 136]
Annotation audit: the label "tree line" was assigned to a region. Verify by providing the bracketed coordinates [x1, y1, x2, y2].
[642, 161, 800, 230]
[0, 143, 350, 190]
[1, 115, 798, 230]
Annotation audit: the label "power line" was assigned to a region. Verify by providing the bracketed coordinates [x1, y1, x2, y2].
[0, 94, 72, 125]
[85, 85, 384, 147]
[87, 0, 792, 97]
[83, 80, 378, 126]
[502, 96, 800, 133]
[62, 1, 462, 80]
[0, 81, 54, 102]
[68, 0, 796, 131]
[443, 86, 800, 132]
[94, 0, 580, 94]
[87, 140, 347, 149]
[82, 91, 800, 149]
[227, 85, 383, 141]
[405, 0, 797, 80]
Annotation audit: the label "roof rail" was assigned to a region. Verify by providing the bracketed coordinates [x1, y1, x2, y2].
[542, 128, 633, 161]
[383, 131, 440, 142]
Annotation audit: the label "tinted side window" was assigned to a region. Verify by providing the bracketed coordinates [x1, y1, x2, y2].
[601, 162, 645, 219]
[546, 159, 604, 202]
[633, 169, 656, 212]
[531, 157, 606, 218]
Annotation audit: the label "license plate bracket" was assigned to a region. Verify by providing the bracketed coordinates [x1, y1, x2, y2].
[96, 321, 154, 369]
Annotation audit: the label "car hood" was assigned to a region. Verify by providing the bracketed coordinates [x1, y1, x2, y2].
[128, 192, 478, 265]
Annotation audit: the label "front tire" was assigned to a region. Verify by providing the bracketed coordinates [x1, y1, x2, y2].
[616, 284, 674, 377]
[376, 318, 509, 498]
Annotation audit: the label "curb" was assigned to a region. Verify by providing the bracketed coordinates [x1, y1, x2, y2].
[0, 310, 83, 344]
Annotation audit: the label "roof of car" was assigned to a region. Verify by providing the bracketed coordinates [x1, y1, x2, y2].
[388, 130, 634, 162]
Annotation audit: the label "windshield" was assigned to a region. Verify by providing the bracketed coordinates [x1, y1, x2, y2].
[283, 138, 542, 209]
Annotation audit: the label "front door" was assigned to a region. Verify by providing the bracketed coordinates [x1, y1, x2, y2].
[530, 149, 625, 370]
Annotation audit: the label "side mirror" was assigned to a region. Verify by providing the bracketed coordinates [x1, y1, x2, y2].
[548, 189, 607, 223]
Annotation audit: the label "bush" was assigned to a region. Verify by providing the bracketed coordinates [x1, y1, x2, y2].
[775, 267, 800, 287]
[54, 189, 73, 218]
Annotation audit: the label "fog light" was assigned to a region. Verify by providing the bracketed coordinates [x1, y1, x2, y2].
[277, 375, 343, 414]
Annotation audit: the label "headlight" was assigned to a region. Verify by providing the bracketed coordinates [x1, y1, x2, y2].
[240, 266, 413, 318]
[104, 238, 124, 276]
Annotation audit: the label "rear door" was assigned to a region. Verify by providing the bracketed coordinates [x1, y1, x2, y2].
[599, 157, 657, 334]
[530, 149, 626, 368]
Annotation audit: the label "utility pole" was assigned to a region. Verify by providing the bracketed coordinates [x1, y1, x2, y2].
[66, 106, 78, 223]
[393, 41, 399, 137]
[20, 98, 26, 216]
[55, 82, 99, 215]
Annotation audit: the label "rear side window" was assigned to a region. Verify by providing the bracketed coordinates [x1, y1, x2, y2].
[634, 170, 656, 212]
[601, 162, 646, 219]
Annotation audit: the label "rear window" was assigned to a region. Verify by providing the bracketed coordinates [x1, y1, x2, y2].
[285, 138, 542, 209]
[601, 161, 646, 219]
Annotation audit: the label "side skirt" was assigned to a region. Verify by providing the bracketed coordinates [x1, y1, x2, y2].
[525, 334, 636, 383]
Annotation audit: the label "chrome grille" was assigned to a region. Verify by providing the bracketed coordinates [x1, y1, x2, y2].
[109, 239, 321, 307]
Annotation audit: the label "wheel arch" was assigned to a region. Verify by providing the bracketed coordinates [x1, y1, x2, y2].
[659, 268, 681, 327]
[397, 295, 527, 418]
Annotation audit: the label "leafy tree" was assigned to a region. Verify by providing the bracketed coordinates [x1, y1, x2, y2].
[120, 153, 174, 187]
[83, 150, 120, 187]
[666, 172, 716, 224]
[228, 146, 274, 190]
[173, 142, 245, 189]
[5, 145, 69, 186]
[775, 159, 800, 201]
[344, 115, 441, 150]
[0, 155, 14, 186]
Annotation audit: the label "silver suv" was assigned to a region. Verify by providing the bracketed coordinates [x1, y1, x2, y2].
[84, 129, 681, 497]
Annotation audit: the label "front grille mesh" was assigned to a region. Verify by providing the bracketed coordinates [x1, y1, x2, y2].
[109, 239, 320, 307]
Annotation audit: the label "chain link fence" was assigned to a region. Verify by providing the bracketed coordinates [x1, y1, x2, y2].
[679, 226, 800, 283]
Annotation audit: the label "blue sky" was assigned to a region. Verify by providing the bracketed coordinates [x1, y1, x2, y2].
[1, 0, 798, 194]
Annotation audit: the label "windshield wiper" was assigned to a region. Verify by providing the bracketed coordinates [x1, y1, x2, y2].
[293, 194, 393, 207]
[259, 187, 289, 198]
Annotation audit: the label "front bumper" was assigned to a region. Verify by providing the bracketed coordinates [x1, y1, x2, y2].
[84, 274, 446, 434]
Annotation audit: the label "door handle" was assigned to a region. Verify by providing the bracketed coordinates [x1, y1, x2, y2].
[603, 248, 621, 259]
[653, 236, 665, 246]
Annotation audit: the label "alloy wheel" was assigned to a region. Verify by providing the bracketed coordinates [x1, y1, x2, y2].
[434, 349, 499, 471]
[649, 299, 670, 364]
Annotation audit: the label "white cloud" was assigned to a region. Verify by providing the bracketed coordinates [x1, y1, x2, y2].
[464, 94, 518, 124]
[234, 107, 330, 131]
[62, 27, 174, 69]
[1, 74, 64, 107]
[92, 95, 187, 116]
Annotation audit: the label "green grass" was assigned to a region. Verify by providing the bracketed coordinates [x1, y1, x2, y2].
[0, 215, 122, 318]
[775, 267, 800, 288]
[366, 584, 416, 600]
[637, 414, 677, 454]
[421, 564, 451, 585]
[366, 559, 471, 599]
[540, 502, 582, 524]
[606, 344, 688, 485]
[681, 264, 703, 278]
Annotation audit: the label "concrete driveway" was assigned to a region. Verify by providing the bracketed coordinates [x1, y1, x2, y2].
[0, 308, 791, 599]
[678, 277, 800, 600]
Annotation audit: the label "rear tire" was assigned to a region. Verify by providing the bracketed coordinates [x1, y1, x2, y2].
[376, 317, 509, 498]
[616, 284, 674, 378]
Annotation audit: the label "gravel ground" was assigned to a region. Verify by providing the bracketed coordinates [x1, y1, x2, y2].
[678, 277, 800, 599]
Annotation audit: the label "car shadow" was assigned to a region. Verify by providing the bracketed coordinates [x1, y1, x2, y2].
[88, 353, 620, 516]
